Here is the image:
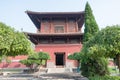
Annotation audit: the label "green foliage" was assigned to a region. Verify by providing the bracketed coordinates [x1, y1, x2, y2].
[83, 2, 99, 42]
[81, 45, 108, 77]
[9, 32, 32, 56]
[20, 59, 32, 67]
[29, 52, 50, 60]
[83, 26, 120, 59]
[68, 52, 82, 72]
[81, 55, 109, 77]
[108, 66, 119, 74]
[0, 22, 15, 55]
[84, 25, 120, 58]
[67, 52, 81, 60]
[89, 75, 120, 80]
[81, 26, 120, 77]
[20, 51, 50, 68]
[81, 2, 120, 77]
[67, 54, 74, 60]
[100, 26, 120, 58]
[0, 22, 32, 56]
[0, 55, 11, 64]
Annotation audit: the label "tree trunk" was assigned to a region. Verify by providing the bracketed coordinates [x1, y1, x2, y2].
[116, 54, 120, 72]
[37, 60, 42, 77]
[77, 60, 80, 72]
[33, 64, 39, 73]
[45, 60, 47, 67]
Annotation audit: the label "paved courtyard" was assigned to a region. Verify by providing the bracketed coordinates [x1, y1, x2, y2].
[37, 72, 88, 80]
[0, 72, 88, 80]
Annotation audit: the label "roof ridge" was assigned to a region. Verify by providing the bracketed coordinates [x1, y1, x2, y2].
[25, 10, 84, 14]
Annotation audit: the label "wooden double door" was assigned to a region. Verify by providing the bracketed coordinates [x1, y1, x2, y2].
[55, 52, 65, 67]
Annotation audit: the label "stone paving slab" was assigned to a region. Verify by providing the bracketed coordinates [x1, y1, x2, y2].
[0, 72, 88, 80]
[35, 72, 88, 80]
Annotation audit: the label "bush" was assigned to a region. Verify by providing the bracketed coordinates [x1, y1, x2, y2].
[89, 75, 120, 80]
[81, 53, 109, 77]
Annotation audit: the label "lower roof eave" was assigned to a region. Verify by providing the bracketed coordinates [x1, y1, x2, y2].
[24, 32, 84, 37]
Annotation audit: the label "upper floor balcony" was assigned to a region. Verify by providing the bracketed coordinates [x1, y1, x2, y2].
[26, 11, 84, 34]
[38, 19, 83, 34]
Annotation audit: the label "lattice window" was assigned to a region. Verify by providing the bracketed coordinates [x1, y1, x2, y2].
[54, 26, 64, 33]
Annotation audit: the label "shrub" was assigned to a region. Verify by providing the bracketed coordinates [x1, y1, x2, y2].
[89, 75, 120, 80]
[81, 53, 109, 77]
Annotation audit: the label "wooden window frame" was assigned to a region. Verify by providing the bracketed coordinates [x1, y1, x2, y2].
[54, 25, 64, 33]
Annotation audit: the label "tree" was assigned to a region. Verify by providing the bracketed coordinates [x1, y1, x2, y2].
[68, 52, 81, 72]
[81, 36, 108, 77]
[92, 26, 120, 70]
[20, 51, 50, 74]
[0, 22, 32, 56]
[83, 25, 120, 60]
[20, 53, 42, 72]
[81, 25, 120, 77]
[83, 2, 99, 43]
[80, 2, 100, 77]
[68, 52, 81, 63]
[29, 51, 50, 72]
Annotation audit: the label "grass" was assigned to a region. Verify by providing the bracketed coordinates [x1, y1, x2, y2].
[108, 66, 119, 74]
[89, 75, 120, 80]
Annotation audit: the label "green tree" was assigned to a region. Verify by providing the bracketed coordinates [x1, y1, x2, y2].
[92, 26, 120, 70]
[68, 52, 81, 65]
[20, 51, 50, 74]
[84, 25, 120, 58]
[29, 51, 50, 72]
[81, 25, 120, 77]
[80, 2, 100, 77]
[20, 53, 42, 72]
[68, 52, 81, 72]
[83, 2, 99, 42]
[0, 22, 32, 56]
[81, 52, 109, 77]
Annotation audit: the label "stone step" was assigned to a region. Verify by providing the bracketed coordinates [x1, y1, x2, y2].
[47, 68, 72, 73]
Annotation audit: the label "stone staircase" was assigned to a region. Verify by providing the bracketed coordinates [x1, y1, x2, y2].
[47, 68, 72, 73]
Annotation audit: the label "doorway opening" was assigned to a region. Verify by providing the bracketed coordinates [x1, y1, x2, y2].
[55, 53, 65, 67]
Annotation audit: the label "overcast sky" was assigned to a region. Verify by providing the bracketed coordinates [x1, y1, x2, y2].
[0, 0, 120, 33]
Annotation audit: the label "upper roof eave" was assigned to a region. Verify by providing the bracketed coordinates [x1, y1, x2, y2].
[25, 10, 85, 15]
[25, 10, 84, 29]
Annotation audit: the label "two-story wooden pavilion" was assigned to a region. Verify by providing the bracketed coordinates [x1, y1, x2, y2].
[25, 11, 84, 68]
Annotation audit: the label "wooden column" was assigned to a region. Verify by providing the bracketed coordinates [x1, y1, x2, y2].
[67, 38, 69, 44]
[75, 18, 78, 32]
[40, 18, 43, 33]
[66, 17, 68, 33]
[50, 18, 53, 33]
[79, 37, 81, 44]
[49, 37, 52, 44]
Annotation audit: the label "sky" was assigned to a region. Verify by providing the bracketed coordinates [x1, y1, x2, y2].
[0, 0, 120, 33]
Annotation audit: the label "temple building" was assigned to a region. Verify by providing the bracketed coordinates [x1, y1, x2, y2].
[0, 11, 84, 69]
[25, 11, 84, 68]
